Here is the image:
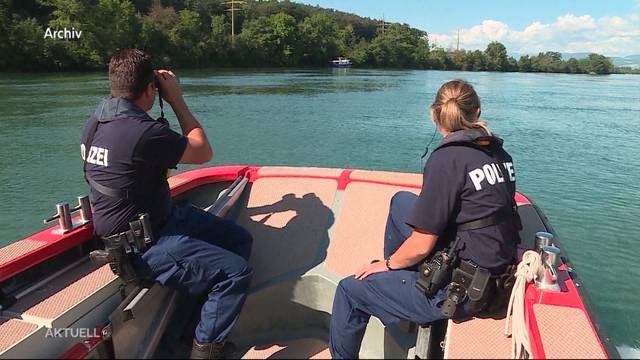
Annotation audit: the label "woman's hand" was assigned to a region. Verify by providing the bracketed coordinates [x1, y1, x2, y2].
[354, 261, 388, 280]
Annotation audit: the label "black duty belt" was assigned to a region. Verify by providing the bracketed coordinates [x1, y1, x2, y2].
[102, 213, 155, 254]
[457, 206, 513, 232]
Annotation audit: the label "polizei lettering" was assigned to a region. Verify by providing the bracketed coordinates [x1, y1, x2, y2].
[81, 144, 109, 167]
[44, 27, 82, 40]
[468, 162, 515, 191]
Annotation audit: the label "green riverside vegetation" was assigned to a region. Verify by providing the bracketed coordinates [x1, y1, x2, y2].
[0, 0, 625, 74]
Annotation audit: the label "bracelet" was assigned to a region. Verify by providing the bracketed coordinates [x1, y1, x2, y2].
[385, 257, 393, 270]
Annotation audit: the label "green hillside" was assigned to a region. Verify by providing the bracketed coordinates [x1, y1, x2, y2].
[0, 0, 618, 74]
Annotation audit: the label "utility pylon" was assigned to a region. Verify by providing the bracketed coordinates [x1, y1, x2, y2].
[379, 14, 390, 34]
[456, 29, 460, 51]
[224, 0, 245, 45]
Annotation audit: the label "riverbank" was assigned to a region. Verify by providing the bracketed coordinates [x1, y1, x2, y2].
[1, 0, 622, 75]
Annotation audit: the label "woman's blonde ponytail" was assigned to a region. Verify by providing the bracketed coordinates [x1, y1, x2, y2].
[430, 79, 491, 136]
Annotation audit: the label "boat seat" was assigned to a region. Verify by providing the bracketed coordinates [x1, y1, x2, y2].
[533, 304, 606, 359]
[0, 317, 48, 358]
[1, 262, 120, 358]
[442, 316, 511, 359]
[5, 262, 120, 329]
[327, 180, 419, 276]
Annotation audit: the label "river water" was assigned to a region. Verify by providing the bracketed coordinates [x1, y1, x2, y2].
[0, 69, 638, 354]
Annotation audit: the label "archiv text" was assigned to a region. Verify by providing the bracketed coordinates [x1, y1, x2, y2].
[44, 27, 82, 40]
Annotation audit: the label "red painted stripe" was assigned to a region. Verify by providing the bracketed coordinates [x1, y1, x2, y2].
[57, 324, 105, 359]
[337, 169, 352, 190]
[515, 192, 531, 205]
[0, 222, 93, 283]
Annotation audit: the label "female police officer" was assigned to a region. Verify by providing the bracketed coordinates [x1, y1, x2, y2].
[328, 79, 519, 358]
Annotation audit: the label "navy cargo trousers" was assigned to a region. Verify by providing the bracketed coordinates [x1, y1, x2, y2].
[329, 191, 451, 359]
[133, 205, 253, 344]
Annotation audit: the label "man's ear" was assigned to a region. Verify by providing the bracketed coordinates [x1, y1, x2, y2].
[146, 82, 155, 97]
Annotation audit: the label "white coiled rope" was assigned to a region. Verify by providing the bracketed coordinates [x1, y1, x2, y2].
[504, 250, 542, 359]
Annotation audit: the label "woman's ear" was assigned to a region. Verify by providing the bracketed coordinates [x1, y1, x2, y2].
[476, 107, 481, 119]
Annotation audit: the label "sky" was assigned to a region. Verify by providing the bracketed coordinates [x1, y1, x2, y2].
[294, 0, 640, 57]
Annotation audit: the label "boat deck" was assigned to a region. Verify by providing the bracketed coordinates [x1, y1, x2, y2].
[0, 165, 612, 358]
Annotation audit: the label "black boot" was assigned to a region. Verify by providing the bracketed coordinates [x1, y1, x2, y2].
[190, 339, 226, 359]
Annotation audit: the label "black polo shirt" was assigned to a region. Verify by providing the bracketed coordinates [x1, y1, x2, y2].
[80, 97, 187, 237]
[406, 129, 518, 272]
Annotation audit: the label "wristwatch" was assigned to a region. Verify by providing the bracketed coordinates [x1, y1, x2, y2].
[385, 257, 393, 270]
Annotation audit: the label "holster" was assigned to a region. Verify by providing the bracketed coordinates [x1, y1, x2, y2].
[416, 251, 456, 296]
[485, 264, 517, 315]
[439, 260, 497, 318]
[89, 213, 155, 283]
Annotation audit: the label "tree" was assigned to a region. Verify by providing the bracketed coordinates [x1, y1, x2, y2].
[566, 58, 580, 74]
[341, 24, 357, 50]
[531, 52, 566, 73]
[369, 24, 418, 67]
[465, 50, 487, 71]
[584, 53, 614, 74]
[139, 3, 178, 66]
[299, 12, 341, 66]
[506, 56, 518, 72]
[413, 37, 430, 69]
[268, 12, 299, 66]
[448, 50, 465, 70]
[0, 4, 9, 69]
[518, 55, 532, 72]
[237, 12, 299, 66]
[428, 47, 448, 70]
[42, 0, 139, 70]
[168, 10, 206, 66]
[8, 17, 46, 71]
[43, 0, 102, 69]
[484, 41, 508, 71]
[206, 14, 230, 66]
[345, 38, 370, 66]
[94, 0, 139, 56]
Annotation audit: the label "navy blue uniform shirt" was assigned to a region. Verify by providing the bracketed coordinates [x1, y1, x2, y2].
[406, 128, 518, 272]
[80, 97, 187, 237]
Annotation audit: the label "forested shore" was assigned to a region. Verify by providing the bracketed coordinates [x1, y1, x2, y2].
[2, 0, 634, 74]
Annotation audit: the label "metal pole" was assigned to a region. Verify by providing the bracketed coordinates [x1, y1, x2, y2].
[225, 0, 245, 46]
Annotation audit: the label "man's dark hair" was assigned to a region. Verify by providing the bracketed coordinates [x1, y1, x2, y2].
[108, 49, 154, 100]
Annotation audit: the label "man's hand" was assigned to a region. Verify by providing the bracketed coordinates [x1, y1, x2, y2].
[153, 69, 213, 164]
[154, 69, 183, 107]
[354, 261, 388, 280]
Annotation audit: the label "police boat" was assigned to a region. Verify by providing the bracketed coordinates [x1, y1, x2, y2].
[0, 166, 619, 359]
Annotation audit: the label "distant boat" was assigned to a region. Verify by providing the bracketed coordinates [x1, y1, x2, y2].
[329, 57, 352, 68]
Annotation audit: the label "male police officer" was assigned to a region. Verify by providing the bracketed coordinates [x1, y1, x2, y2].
[81, 49, 253, 359]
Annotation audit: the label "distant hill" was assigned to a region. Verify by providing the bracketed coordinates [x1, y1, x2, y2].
[509, 52, 640, 69]
[609, 55, 640, 69]
[562, 53, 640, 68]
